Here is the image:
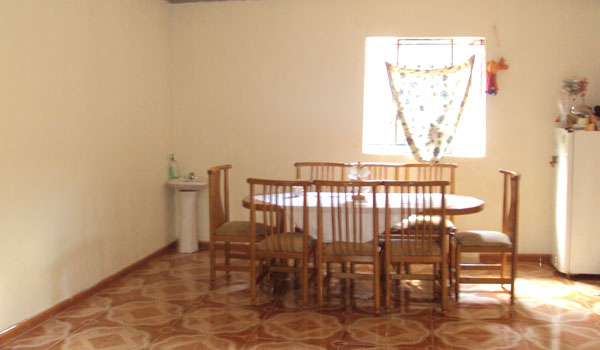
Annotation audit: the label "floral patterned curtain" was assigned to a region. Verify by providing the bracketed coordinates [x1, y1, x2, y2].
[386, 56, 475, 163]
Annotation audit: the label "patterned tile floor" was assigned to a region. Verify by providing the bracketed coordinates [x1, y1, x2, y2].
[2, 249, 600, 350]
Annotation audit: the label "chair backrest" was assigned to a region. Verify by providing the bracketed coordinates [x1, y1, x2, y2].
[402, 163, 457, 195]
[354, 162, 457, 194]
[295, 162, 352, 181]
[315, 180, 381, 256]
[383, 180, 449, 256]
[247, 178, 312, 253]
[207, 164, 232, 234]
[500, 169, 520, 244]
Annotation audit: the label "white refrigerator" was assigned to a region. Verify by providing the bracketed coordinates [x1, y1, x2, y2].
[552, 128, 600, 275]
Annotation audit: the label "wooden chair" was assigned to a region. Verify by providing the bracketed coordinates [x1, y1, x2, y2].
[315, 180, 382, 315]
[295, 162, 352, 181]
[452, 169, 520, 303]
[358, 162, 457, 238]
[207, 165, 266, 287]
[247, 178, 315, 307]
[384, 162, 456, 234]
[382, 180, 450, 312]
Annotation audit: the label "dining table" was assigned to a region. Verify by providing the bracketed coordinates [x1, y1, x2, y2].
[242, 191, 484, 242]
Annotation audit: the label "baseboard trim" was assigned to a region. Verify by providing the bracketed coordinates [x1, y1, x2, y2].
[0, 241, 177, 346]
[198, 240, 209, 250]
[480, 253, 552, 265]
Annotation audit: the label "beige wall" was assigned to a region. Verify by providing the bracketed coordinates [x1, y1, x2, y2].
[171, 0, 600, 253]
[2, 0, 600, 334]
[0, 1, 173, 331]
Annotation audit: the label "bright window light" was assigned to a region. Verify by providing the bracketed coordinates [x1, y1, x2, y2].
[362, 37, 486, 158]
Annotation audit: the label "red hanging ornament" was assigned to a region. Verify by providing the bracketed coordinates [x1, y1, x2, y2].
[486, 58, 509, 95]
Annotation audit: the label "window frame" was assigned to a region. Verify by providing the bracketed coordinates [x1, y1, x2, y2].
[362, 36, 486, 158]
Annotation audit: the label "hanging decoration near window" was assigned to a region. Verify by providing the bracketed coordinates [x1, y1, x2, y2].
[485, 58, 509, 95]
[386, 55, 475, 163]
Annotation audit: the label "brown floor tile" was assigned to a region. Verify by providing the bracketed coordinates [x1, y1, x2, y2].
[171, 304, 267, 339]
[46, 324, 155, 350]
[243, 338, 335, 350]
[344, 314, 433, 348]
[93, 299, 187, 335]
[520, 322, 600, 350]
[0, 319, 72, 350]
[512, 297, 598, 324]
[432, 319, 529, 350]
[151, 332, 245, 350]
[253, 309, 346, 344]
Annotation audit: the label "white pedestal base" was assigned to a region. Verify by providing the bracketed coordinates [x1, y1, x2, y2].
[178, 190, 199, 253]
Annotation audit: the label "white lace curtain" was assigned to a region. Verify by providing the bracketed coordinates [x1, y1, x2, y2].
[386, 56, 475, 163]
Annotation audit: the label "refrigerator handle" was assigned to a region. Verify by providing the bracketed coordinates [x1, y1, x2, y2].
[549, 155, 558, 168]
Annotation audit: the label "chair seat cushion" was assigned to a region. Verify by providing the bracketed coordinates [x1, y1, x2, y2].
[390, 240, 442, 256]
[215, 221, 266, 237]
[324, 242, 377, 256]
[455, 230, 512, 247]
[392, 215, 455, 231]
[256, 232, 314, 253]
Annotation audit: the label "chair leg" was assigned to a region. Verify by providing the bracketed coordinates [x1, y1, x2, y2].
[374, 257, 381, 315]
[209, 236, 216, 287]
[224, 242, 231, 277]
[433, 263, 440, 296]
[441, 258, 448, 312]
[448, 238, 455, 288]
[349, 262, 356, 292]
[317, 256, 324, 309]
[501, 252, 508, 284]
[250, 252, 257, 305]
[343, 262, 351, 307]
[455, 244, 461, 301]
[265, 258, 272, 283]
[385, 260, 392, 311]
[302, 256, 309, 308]
[510, 251, 517, 304]
[294, 259, 301, 289]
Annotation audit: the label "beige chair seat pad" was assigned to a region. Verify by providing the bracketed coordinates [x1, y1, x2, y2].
[215, 221, 267, 237]
[256, 232, 315, 253]
[390, 240, 442, 256]
[324, 241, 378, 256]
[455, 230, 512, 247]
[392, 215, 455, 231]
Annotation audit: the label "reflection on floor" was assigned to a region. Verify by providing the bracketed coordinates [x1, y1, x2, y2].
[2, 249, 600, 350]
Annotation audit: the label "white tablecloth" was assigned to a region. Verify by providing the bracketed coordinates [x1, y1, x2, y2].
[254, 192, 453, 242]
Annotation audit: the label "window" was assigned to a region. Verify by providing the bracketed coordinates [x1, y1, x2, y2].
[362, 37, 486, 157]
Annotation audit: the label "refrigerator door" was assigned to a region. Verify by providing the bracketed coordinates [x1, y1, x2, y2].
[570, 131, 600, 274]
[552, 128, 572, 274]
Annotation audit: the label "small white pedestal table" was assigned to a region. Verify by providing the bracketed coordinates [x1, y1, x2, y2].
[166, 178, 208, 253]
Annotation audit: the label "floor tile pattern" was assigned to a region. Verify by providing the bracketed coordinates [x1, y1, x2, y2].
[1, 251, 599, 350]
